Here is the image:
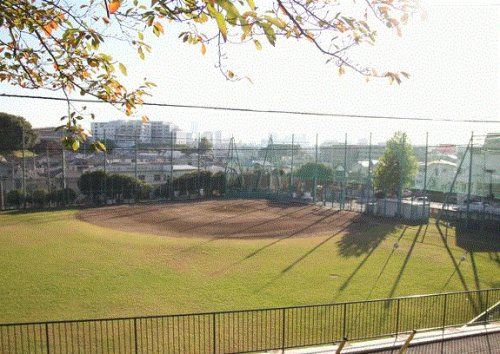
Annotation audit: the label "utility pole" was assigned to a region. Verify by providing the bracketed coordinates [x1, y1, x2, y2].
[290, 134, 294, 195]
[134, 131, 139, 201]
[197, 133, 201, 195]
[342, 133, 347, 210]
[46, 144, 51, 192]
[0, 178, 5, 211]
[313, 133, 318, 203]
[170, 131, 174, 200]
[466, 132, 474, 227]
[368, 133, 373, 206]
[103, 130, 107, 202]
[21, 129, 27, 209]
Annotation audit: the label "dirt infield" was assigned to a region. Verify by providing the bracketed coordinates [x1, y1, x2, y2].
[77, 199, 366, 239]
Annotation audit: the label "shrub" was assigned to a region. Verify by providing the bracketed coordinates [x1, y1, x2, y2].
[49, 188, 77, 206]
[32, 189, 48, 207]
[6, 189, 24, 208]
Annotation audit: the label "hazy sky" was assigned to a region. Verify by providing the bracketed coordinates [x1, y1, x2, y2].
[0, 0, 498, 145]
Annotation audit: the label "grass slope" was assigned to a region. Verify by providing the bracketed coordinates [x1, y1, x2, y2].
[0, 209, 498, 323]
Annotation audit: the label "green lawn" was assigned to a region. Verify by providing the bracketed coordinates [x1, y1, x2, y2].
[0, 209, 498, 323]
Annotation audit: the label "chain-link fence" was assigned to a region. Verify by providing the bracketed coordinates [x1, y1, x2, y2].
[1, 132, 499, 228]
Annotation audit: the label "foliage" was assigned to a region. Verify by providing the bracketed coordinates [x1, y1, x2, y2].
[78, 170, 150, 202]
[78, 170, 108, 203]
[6, 189, 24, 208]
[1, 1, 419, 149]
[374, 132, 418, 196]
[172, 170, 225, 196]
[295, 162, 334, 181]
[0, 112, 37, 152]
[48, 188, 77, 205]
[32, 188, 48, 207]
[32, 139, 63, 154]
[198, 137, 213, 154]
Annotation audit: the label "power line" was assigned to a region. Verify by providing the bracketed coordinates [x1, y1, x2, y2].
[1, 93, 498, 124]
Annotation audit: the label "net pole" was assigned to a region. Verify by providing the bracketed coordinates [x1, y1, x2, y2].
[21, 128, 27, 208]
[466, 132, 474, 228]
[313, 133, 318, 203]
[290, 134, 294, 196]
[342, 133, 347, 210]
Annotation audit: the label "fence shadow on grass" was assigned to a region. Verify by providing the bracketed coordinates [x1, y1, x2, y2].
[454, 223, 500, 252]
[336, 220, 399, 293]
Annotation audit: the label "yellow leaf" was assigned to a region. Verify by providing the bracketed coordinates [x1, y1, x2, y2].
[201, 43, 206, 55]
[338, 66, 345, 76]
[154, 22, 164, 33]
[107, 1, 121, 14]
[141, 115, 149, 123]
[72, 140, 80, 151]
[227, 70, 235, 79]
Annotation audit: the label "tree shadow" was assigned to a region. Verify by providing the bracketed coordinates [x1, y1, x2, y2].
[387, 225, 423, 298]
[337, 224, 402, 293]
[435, 220, 479, 313]
[454, 222, 500, 252]
[336, 218, 399, 257]
[255, 218, 355, 292]
[212, 209, 343, 276]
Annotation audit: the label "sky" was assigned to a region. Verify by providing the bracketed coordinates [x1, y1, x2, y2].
[0, 0, 499, 146]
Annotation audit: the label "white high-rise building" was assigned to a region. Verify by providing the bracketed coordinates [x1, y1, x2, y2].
[91, 120, 176, 147]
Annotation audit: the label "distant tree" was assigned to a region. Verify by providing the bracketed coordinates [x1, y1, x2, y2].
[32, 140, 62, 154]
[32, 189, 48, 207]
[295, 162, 334, 181]
[107, 174, 141, 201]
[374, 132, 418, 196]
[49, 188, 77, 205]
[78, 170, 107, 203]
[198, 137, 213, 155]
[0, 113, 37, 152]
[6, 189, 24, 208]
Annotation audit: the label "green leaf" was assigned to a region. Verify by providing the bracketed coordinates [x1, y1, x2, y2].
[247, 0, 256, 10]
[214, 11, 228, 41]
[208, 4, 227, 41]
[119, 63, 127, 76]
[253, 39, 262, 50]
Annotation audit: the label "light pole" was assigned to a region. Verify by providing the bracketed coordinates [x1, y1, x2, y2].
[484, 169, 494, 200]
[0, 176, 5, 210]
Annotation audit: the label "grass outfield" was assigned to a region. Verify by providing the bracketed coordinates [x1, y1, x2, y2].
[0, 205, 498, 323]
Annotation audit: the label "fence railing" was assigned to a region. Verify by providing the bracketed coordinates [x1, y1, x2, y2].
[1, 288, 498, 353]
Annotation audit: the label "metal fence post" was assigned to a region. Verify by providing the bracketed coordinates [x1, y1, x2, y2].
[342, 303, 347, 339]
[212, 313, 217, 354]
[395, 298, 401, 335]
[281, 308, 286, 352]
[442, 293, 448, 330]
[45, 323, 50, 354]
[134, 318, 139, 354]
[485, 289, 489, 323]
